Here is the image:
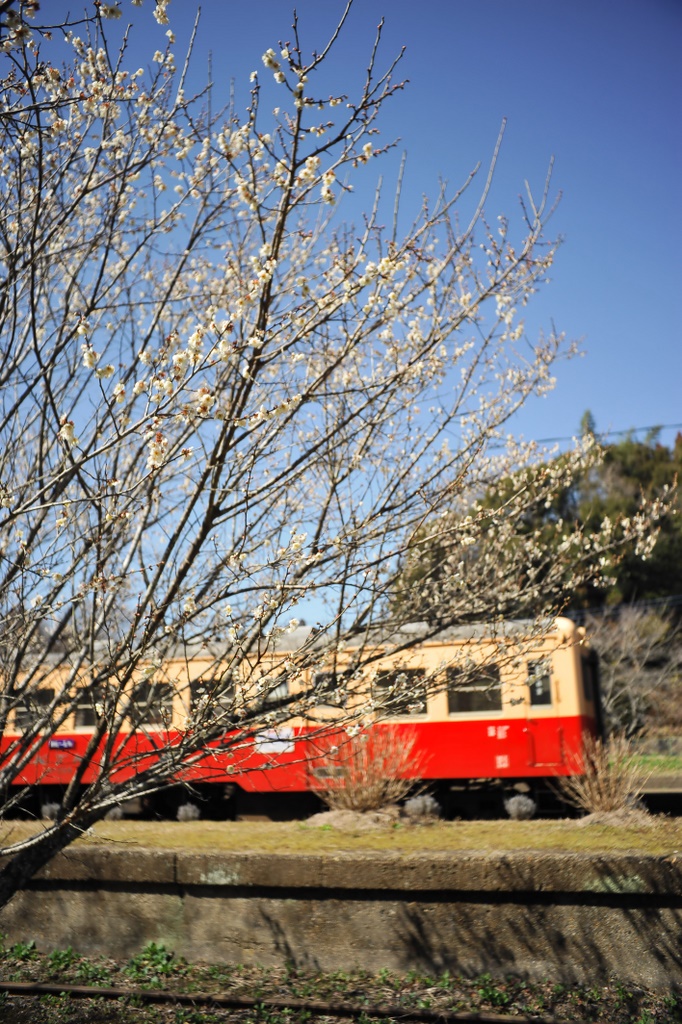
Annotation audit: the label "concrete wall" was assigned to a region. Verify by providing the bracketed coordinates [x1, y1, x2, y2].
[2, 846, 681, 990]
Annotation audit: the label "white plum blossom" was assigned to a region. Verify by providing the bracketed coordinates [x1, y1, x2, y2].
[297, 154, 320, 185]
[146, 429, 168, 469]
[194, 386, 215, 417]
[81, 344, 100, 369]
[261, 48, 279, 71]
[153, 0, 170, 25]
[58, 419, 78, 447]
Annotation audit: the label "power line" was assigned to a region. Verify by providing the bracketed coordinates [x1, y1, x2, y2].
[533, 422, 682, 447]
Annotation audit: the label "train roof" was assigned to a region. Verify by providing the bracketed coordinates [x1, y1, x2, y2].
[261, 615, 579, 655]
[11, 617, 580, 666]
[155, 617, 579, 661]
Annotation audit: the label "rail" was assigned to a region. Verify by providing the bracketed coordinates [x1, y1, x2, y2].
[0, 979, 591, 1023]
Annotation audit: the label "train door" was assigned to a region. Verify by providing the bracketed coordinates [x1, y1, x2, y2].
[525, 659, 564, 767]
[581, 649, 604, 737]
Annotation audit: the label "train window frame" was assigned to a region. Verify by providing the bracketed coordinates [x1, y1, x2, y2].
[527, 659, 553, 707]
[131, 679, 173, 726]
[581, 657, 595, 703]
[446, 665, 502, 715]
[74, 683, 106, 729]
[14, 687, 55, 732]
[372, 667, 428, 717]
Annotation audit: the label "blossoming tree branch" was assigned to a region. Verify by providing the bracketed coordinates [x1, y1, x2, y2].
[0, 0, 668, 904]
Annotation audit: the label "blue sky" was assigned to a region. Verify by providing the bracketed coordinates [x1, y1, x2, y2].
[55, 0, 682, 449]
[144, 0, 681, 450]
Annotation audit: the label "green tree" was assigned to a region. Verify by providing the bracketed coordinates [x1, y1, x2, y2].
[575, 430, 682, 607]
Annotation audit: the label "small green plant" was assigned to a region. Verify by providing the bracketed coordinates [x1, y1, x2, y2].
[174, 1011, 210, 1024]
[288, 977, 317, 999]
[48, 945, 78, 973]
[75, 959, 111, 985]
[476, 972, 511, 1008]
[206, 963, 232, 983]
[634, 1011, 655, 1024]
[9, 939, 37, 961]
[405, 967, 431, 985]
[126, 941, 181, 985]
[614, 981, 634, 1007]
[250, 1002, 296, 1024]
[39, 992, 68, 1008]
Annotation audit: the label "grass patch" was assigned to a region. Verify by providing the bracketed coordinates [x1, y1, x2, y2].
[636, 753, 682, 774]
[3, 815, 682, 856]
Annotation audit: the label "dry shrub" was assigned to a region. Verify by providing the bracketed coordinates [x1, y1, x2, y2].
[313, 727, 423, 812]
[557, 732, 650, 814]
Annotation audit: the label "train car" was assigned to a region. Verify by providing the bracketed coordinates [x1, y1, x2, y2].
[1, 616, 600, 818]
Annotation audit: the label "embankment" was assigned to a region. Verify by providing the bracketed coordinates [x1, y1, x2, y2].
[2, 846, 681, 989]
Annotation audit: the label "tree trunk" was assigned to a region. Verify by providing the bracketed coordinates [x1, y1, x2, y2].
[0, 812, 99, 911]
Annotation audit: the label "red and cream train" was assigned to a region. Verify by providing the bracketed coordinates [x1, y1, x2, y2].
[2, 616, 600, 818]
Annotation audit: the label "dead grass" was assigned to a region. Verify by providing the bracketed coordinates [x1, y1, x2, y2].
[556, 733, 650, 813]
[3, 815, 681, 856]
[311, 728, 422, 812]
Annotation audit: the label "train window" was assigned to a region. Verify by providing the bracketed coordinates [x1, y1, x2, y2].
[372, 668, 427, 715]
[447, 665, 502, 713]
[14, 688, 55, 731]
[75, 684, 105, 728]
[132, 680, 173, 724]
[528, 660, 552, 707]
[190, 675, 236, 720]
[313, 670, 351, 708]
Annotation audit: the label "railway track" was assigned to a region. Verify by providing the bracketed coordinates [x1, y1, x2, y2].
[0, 979, 593, 1024]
